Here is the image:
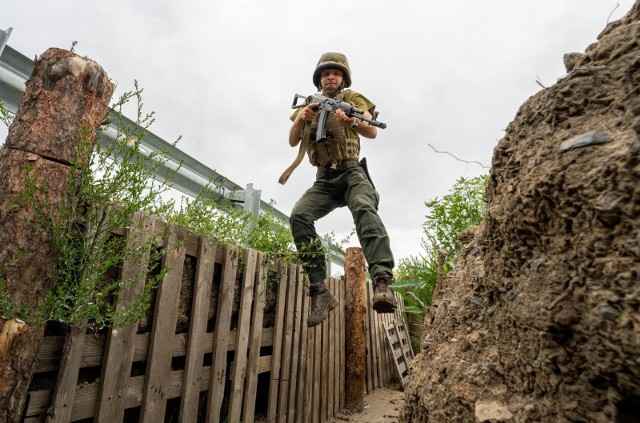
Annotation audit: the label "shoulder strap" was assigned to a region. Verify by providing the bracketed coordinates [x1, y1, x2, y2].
[279, 90, 351, 184]
[278, 135, 307, 185]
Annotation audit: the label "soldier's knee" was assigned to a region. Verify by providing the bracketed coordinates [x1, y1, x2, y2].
[290, 210, 316, 237]
[359, 223, 385, 239]
[350, 192, 379, 213]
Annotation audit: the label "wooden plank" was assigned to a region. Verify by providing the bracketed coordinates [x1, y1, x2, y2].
[286, 266, 303, 422]
[380, 314, 390, 385]
[206, 244, 239, 423]
[141, 225, 187, 422]
[228, 248, 259, 423]
[372, 309, 386, 387]
[302, 310, 315, 423]
[397, 317, 415, 361]
[384, 314, 396, 384]
[32, 369, 159, 421]
[34, 327, 275, 373]
[326, 277, 335, 419]
[320, 299, 329, 422]
[277, 264, 296, 422]
[390, 346, 403, 361]
[28, 379, 98, 420]
[365, 282, 377, 392]
[47, 221, 101, 422]
[242, 253, 268, 423]
[312, 318, 321, 423]
[371, 283, 384, 389]
[339, 276, 345, 411]
[363, 285, 372, 394]
[333, 277, 340, 416]
[27, 378, 97, 419]
[371, 283, 381, 389]
[34, 336, 65, 372]
[45, 326, 85, 422]
[230, 355, 272, 379]
[384, 320, 411, 386]
[396, 318, 414, 382]
[390, 315, 400, 383]
[27, 355, 280, 421]
[266, 261, 290, 423]
[95, 213, 157, 422]
[385, 314, 394, 384]
[386, 325, 400, 345]
[336, 277, 343, 414]
[294, 271, 310, 423]
[179, 236, 216, 423]
[333, 277, 341, 413]
[337, 276, 344, 413]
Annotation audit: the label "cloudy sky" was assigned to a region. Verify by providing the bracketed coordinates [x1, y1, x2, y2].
[1, 0, 635, 265]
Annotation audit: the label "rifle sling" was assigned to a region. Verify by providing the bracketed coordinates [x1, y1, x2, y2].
[278, 136, 308, 185]
[280, 90, 358, 185]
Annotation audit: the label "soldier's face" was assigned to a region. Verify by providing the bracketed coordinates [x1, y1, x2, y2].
[321, 69, 344, 95]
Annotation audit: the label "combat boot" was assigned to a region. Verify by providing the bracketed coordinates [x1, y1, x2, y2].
[372, 272, 397, 313]
[307, 282, 338, 327]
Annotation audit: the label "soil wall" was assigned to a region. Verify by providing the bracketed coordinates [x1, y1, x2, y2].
[403, 2, 640, 422]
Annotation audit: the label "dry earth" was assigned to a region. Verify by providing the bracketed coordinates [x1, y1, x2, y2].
[326, 386, 405, 423]
[404, 1, 640, 422]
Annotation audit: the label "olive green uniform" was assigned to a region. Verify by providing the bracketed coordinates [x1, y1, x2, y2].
[289, 90, 394, 283]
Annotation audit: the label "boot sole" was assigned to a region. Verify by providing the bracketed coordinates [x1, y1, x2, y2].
[372, 300, 397, 314]
[328, 297, 338, 310]
[307, 313, 327, 327]
[307, 297, 339, 327]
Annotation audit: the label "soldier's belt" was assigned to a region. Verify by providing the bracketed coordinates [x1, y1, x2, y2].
[320, 158, 359, 170]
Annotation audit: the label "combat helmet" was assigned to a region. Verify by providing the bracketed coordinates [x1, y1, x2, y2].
[313, 52, 352, 89]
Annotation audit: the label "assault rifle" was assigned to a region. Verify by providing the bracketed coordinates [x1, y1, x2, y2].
[292, 93, 387, 141]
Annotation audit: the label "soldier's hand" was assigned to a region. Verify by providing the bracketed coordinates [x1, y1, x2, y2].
[335, 108, 357, 128]
[299, 102, 319, 122]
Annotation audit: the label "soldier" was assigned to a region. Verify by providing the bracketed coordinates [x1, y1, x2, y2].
[285, 52, 397, 327]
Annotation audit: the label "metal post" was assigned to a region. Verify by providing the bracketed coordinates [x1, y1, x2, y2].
[322, 233, 332, 277]
[242, 183, 261, 238]
[0, 28, 12, 58]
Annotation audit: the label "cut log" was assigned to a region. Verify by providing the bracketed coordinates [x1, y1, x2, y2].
[0, 48, 113, 422]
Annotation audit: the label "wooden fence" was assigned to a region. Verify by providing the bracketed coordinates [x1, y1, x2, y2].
[21, 214, 406, 422]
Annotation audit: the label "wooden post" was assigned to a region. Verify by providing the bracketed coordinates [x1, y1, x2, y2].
[343, 247, 366, 411]
[0, 48, 113, 421]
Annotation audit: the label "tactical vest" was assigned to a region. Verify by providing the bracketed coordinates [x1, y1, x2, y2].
[303, 91, 360, 167]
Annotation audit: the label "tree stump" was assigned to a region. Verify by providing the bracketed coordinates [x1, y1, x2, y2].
[344, 247, 366, 411]
[0, 48, 113, 421]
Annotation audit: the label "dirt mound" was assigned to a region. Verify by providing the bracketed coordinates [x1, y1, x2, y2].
[403, 2, 640, 422]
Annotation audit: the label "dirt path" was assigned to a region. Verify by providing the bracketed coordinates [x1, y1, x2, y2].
[326, 386, 405, 423]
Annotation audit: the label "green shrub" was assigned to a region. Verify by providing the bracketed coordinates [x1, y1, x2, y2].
[395, 175, 487, 350]
[0, 83, 178, 329]
[421, 175, 487, 264]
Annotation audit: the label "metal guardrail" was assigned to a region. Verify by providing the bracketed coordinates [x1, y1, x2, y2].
[0, 29, 280, 221]
[0, 28, 345, 270]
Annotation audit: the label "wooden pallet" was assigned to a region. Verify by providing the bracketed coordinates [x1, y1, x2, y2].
[384, 319, 414, 386]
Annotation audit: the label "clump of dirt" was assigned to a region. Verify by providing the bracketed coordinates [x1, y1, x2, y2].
[403, 2, 640, 422]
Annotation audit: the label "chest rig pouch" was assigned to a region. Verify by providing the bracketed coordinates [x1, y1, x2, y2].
[303, 91, 360, 167]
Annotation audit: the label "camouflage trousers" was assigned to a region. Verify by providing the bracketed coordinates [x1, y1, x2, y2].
[290, 164, 394, 283]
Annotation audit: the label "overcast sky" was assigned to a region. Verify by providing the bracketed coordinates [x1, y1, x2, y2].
[1, 1, 635, 265]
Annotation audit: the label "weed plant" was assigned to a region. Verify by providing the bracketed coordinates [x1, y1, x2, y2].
[394, 175, 487, 350]
[0, 83, 179, 329]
